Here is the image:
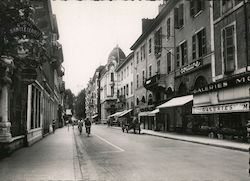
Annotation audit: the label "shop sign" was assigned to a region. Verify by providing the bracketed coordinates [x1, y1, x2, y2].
[180, 59, 202, 74]
[193, 72, 250, 94]
[192, 102, 250, 114]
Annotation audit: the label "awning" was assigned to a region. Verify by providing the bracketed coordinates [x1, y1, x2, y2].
[157, 95, 193, 109]
[108, 111, 124, 118]
[148, 109, 159, 116]
[92, 114, 98, 119]
[138, 111, 151, 117]
[118, 109, 132, 117]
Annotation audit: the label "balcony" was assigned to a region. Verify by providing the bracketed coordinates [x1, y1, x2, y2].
[143, 74, 166, 91]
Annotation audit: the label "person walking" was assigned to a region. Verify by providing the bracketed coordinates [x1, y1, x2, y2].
[78, 119, 83, 135]
[85, 118, 92, 136]
[52, 119, 56, 134]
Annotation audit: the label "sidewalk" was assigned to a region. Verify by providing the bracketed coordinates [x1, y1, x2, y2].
[108, 125, 250, 152]
[0, 127, 80, 181]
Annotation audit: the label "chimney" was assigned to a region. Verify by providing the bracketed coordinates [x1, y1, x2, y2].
[158, 0, 168, 13]
[142, 18, 154, 33]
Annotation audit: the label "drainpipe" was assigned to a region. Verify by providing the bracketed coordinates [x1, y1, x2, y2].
[244, 0, 249, 71]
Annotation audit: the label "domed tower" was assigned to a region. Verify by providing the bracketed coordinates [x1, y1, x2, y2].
[107, 45, 126, 65]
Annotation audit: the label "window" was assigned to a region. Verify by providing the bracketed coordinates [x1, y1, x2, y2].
[222, 24, 236, 74]
[131, 82, 133, 94]
[141, 45, 145, 61]
[136, 74, 139, 88]
[136, 51, 139, 64]
[157, 60, 160, 73]
[142, 70, 145, 83]
[167, 18, 171, 39]
[174, 4, 184, 29]
[167, 52, 171, 73]
[149, 38, 152, 54]
[30, 85, 41, 129]
[176, 41, 188, 67]
[111, 85, 114, 96]
[221, 0, 234, 14]
[190, 0, 204, 17]
[111, 72, 114, 82]
[117, 90, 120, 97]
[124, 69, 126, 79]
[131, 62, 133, 73]
[127, 66, 129, 76]
[154, 28, 162, 57]
[192, 28, 206, 60]
[126, 84, 129, 96]
[123, 86, 126, 96]
[121, 71, 123, 81]
[149, 65, 152, 77]
[121, 88, 123, 95]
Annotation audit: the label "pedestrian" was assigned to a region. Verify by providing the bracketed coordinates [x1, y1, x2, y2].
[66, 120, 69, 131]
[78, 119, 83, 135]
[85, 118, 92, 136]
[52, 119, 56, 134]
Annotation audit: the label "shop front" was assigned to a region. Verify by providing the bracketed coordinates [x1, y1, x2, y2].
[193, 72, 250, 141]
[157, 95, 193, 133]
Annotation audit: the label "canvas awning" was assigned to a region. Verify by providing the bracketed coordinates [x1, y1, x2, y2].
[148, 109, 159, 116]
[108, 111, 124, 118]
[92, 114, 98, 119]
[138, 111, 151, 117]
[157, 95, 193, 109]
[118, 109, 132, 117]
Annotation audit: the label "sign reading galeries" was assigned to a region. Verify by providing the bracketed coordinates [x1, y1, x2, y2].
[192, 102, 250, 114]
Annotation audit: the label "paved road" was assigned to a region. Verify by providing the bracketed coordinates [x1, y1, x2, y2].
[74, 125, 249, 181]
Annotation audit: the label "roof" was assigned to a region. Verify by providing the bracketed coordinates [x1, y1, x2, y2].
[130, 0, 178, 50]
[157, 95, 193, 109]
[107, 46, 126, 64]
[118, 109, 133, 117]
[148, 109, 159, 116]
[116, 52, 134, 72]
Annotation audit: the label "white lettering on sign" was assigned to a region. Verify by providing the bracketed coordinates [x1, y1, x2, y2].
[180, 60, 201, 74]
[192, 102, 250, 114]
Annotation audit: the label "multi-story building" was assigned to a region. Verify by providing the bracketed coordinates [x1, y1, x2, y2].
[131, 0, 177, 131]
[100, 46, 126, 123]
[192, 0, 250, 141]
[115, 52, 134, 116]
[0, 0, 65, 156]
[85, 66, 105, 123]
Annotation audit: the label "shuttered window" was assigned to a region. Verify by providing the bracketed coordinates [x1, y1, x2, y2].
[176, 46, 180, 67]
[167, 52, 171, 73]
[174, 4, 184, 29]
[167, 18, 171, 39]
[222, 25, 235, 73]
[192, 28, 206, 60]
[154, 28, 162, 57]
[190, 0, 205, 17]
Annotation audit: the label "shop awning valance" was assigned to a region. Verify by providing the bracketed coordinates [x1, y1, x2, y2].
[148, 109, 159, 116]
[118, 109, 132, 117]
[157, 95, 193, 109]
[138, 111, 151, 117]
[108, 111, 124, 118]
[92, 114, 98, 119]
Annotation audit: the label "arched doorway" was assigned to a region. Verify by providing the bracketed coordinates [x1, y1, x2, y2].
[178, 82, 187, 96]
[166, 87, 173, 99]
[194, 76, 208, 90]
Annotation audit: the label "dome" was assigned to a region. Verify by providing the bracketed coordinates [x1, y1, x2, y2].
[107, 45, 126, 64]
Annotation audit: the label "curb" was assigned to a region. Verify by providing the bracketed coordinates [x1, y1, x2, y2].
[142, 132, 249, 152]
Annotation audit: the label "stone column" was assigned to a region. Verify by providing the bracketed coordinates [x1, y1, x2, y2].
[0, 56, 14, 143]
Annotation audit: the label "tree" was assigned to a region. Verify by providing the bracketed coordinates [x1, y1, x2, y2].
[64, 89, 75, 115]
[74, 89, 86, 119]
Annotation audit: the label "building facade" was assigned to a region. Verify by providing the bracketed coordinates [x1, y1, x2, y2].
[99, 46, 126, 123]
[192, 0, 250, 141]
[0, 0, 65, 156]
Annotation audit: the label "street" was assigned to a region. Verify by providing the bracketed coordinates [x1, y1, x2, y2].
[75, 125, 249, 181]
[0, 125, 249, 181]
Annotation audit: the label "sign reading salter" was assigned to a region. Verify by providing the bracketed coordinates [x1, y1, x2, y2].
[192, 102, 250, 114]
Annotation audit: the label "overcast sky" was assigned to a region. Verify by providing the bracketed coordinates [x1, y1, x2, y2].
[51, 0, 162, 95]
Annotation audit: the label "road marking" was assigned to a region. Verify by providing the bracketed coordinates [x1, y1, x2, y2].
[93, 133, 125, 152]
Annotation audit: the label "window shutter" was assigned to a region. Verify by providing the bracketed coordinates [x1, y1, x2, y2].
[201, 28, 207, 56]
[183, 41, 188, 65]
[201, 0, 205, 10]
[167, 18, 171, 39]
[192, 35, 196, 60]
[176, 46, 180, 67]
[174, 8, 179, 29]
[190, 0, 195, 17]
[179, 4, 184, 27]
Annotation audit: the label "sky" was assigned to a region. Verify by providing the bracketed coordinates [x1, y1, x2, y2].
[51, 0, 163, 95]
